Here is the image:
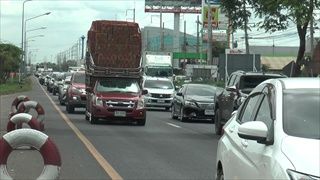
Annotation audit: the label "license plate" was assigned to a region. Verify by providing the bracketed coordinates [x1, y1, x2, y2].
[114, 111, 126, 117]
[205, 110, 214, 115]
[157, 99, 165, 103]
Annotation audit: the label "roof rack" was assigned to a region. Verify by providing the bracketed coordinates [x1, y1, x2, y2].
[86, 63, 142, 78]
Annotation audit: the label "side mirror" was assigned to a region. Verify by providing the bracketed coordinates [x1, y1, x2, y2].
[176, 92, 183, 96]
[238, 121, 268, 143]
[142, 89, 148, 95]
[226, 85, 237, 92]
[86, 87, 92, 93]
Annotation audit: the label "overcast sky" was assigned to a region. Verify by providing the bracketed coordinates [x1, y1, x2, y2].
[0, 0, 305, 64]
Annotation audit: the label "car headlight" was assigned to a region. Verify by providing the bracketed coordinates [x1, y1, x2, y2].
[185, 100, 196, 107]
[144, 93, 151, 97]
[95, 96, 103, 106]
[287, 169, 319, 180]
[137, 98, 145, 109]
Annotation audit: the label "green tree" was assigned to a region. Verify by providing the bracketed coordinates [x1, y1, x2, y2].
[251, 0, 319, 76]
[221, 0, 251, 54]
[0, 43, 22, 83]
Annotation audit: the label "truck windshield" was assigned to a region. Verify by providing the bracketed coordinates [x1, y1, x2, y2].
[146, 67, 173, 77]
[144, 80, 173, 89]
[96, 78, 140, 93]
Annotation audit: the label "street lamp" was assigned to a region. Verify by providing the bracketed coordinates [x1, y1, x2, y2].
[23, 12, 50, 75]
[25, 35, 44, 67]
[20, 0, 32, 82]
[27, 26, 46, 33]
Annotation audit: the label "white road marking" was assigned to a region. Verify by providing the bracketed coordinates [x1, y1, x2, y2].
[166, 122, 181, 128]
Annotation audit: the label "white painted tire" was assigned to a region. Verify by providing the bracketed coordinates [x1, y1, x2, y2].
[10, 95, 30, 116]
[0, 129, 61, 180]
[7, 113, 41, 132]
[17, 101, 45, 131]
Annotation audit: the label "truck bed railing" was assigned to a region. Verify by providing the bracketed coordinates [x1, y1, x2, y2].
[86, 64, 142, 78]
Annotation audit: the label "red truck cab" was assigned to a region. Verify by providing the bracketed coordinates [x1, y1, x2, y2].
[86, 77, 147, 125]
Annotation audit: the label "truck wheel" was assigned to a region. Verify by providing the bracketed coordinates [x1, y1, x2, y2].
[137, 118, 146, 126]
[215, 108, 223, 135]
[66, 104, 74, 113]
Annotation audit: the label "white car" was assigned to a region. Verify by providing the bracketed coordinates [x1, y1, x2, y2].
[216, 78, 320, 180]
[142, 77, 175, 111]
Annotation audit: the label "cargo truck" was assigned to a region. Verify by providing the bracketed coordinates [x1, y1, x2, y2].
[85, 20, 147, 125]
[143, 51, 173, 79]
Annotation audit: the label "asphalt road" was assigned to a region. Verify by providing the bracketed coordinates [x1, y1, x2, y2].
[0, 76, 220, 180]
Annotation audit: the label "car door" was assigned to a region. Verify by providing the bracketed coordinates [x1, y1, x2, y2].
[222, 89, 264, 179]
[236, 85, 276, 179]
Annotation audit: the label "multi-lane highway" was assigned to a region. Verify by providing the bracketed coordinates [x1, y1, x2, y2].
[0, 77, 220, 180]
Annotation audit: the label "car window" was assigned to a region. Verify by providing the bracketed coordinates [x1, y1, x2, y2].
[254, 96, 273, 130]
[185, 85, 216, 96]
[283, 89, 320, 139]
[227, 75, 236, 87]
[238, 93, 263, 124]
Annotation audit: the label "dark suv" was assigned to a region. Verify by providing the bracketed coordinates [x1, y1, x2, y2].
[214, 71, 286, 135]
[65, 71, 86, 113]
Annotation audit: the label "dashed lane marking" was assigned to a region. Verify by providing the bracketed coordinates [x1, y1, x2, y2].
[37, 80, 123, 180]
[166, 122, 181, 128]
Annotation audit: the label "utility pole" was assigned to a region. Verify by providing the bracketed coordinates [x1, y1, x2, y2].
[207, 3, 213, 65]
[160, 0, 164, 51]
[184, 20, 187, 52]
[196, 15, 200, 53]
[243, 1, 250, 54]
[310, 0, 314, 56]
[81, 35, 85, 60]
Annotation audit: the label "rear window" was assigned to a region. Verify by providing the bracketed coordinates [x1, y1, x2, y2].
[73, 73, 85, 83]
[239, 75, 281, 90]
[283, 89, 320, 139]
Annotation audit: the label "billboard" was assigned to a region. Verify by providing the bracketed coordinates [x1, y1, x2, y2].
[145, 0, 202, 13]
[202, 6, 219, 27]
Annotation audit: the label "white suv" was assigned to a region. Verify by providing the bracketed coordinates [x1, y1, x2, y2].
[142, 77, 175, 111]
[216, 78, 320, 180]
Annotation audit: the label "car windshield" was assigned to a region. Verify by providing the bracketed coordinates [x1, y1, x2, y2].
[144, 80, 173, 89]
[96, 78, 140, 93]
[283, 89, 320, 139]
[186, 85, 216, 96]
[73, 73, 85, 83]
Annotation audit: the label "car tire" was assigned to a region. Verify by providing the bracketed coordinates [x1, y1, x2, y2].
[216, 167, 224, 180]
[52, 89, 56, 95]
[66, 103, 74, 113]
[137, 118, 146, 126]
[179, 107, 187, 122]
[85, 111, 89, 121]
[89, 115, 98, 124]
[215, 108, 223, 135]
[165, 107, 170, 111]
[171, 105, 178, 119]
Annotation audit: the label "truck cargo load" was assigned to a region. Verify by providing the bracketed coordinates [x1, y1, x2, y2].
[86, 20, 141, 69]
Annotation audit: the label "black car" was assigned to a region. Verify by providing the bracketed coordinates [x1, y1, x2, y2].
[171, 84, 217, 122]
[214, 70, 286, 135]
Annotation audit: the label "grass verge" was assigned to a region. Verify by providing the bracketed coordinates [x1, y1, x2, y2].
[0, 77, 33, 95]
